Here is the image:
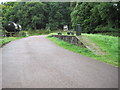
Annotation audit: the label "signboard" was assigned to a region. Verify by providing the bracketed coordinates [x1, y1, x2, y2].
[63, 25, 68, 31]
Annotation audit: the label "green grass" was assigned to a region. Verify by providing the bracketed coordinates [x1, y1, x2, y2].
[26, 29, 58, 36]
[47, 36, 95, 56]
[47, 34, 119, 67]
[83, 34, 119, 66]
[98, 32, 119, 37]
[0, 37, 21, 47]
[48, 31, 75, 36]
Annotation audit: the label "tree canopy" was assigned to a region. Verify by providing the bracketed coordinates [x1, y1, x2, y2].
[71, 2, 119, 33]
[2, 2, 119, 33]
[2, 2, 71, 30]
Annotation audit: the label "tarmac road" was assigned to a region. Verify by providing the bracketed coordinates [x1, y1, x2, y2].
[2, 35, 118, 88]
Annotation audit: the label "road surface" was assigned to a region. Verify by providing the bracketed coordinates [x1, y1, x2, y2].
[2, 35, 118, 88]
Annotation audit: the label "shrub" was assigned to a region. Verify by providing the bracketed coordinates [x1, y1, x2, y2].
[18, 31, 26, 37]
[95, 26, 118, 33]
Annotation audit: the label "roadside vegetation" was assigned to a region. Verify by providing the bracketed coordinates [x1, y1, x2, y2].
[0, 37, 21, 47]
[0, 29, 57, 47]
[2, 2, 119, 36]
[1, 2, 119, 66]
[26, 29, 53, 36]
[83, 34, 119, 65]
[48, 33, 119, 67]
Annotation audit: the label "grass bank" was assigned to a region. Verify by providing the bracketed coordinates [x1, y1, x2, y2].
[0, 37, 21, 47]
[47, 34, 119, 66]
[83, 34, 119, 66]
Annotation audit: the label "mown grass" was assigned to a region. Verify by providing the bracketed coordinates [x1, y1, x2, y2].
[47, 34, 119, 66]
[83, 34, 119, 66]
[0, 37, 21, 47]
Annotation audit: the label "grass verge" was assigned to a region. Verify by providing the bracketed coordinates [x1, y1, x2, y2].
[0, 37, 21, 47]
[83, 34, 119, 66]
[47, 34, 119, 67]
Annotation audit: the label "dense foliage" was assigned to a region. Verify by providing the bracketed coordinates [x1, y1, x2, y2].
[2, 2, 71, 30]
[0, 4, 2, 30]
[2, 2, 119, 34]
[71, 2, 119, 33]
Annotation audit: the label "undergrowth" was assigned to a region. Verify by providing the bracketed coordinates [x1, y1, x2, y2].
[0, 37, 21, 47]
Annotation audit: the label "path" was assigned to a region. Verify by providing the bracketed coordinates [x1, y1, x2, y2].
[78, 36, 106, 55]
[2, 35, 118, 88]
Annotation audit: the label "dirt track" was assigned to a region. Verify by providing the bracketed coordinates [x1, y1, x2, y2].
[2, 35, 118, 88]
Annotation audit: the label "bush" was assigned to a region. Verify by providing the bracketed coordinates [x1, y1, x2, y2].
[95, 26, 118, 33]
[27, 29, 53, 36]
[18, 31, 27, 37]
[0, 37, 20, 47]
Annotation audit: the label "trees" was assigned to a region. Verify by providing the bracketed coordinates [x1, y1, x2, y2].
[0, 4, 2, 30]
[2, 2, 119, 33]
[2, 2, 71, 31]
[71, 2, 119, 33]
[44, 2, 71, 30]
[71, 2, 96, 33]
